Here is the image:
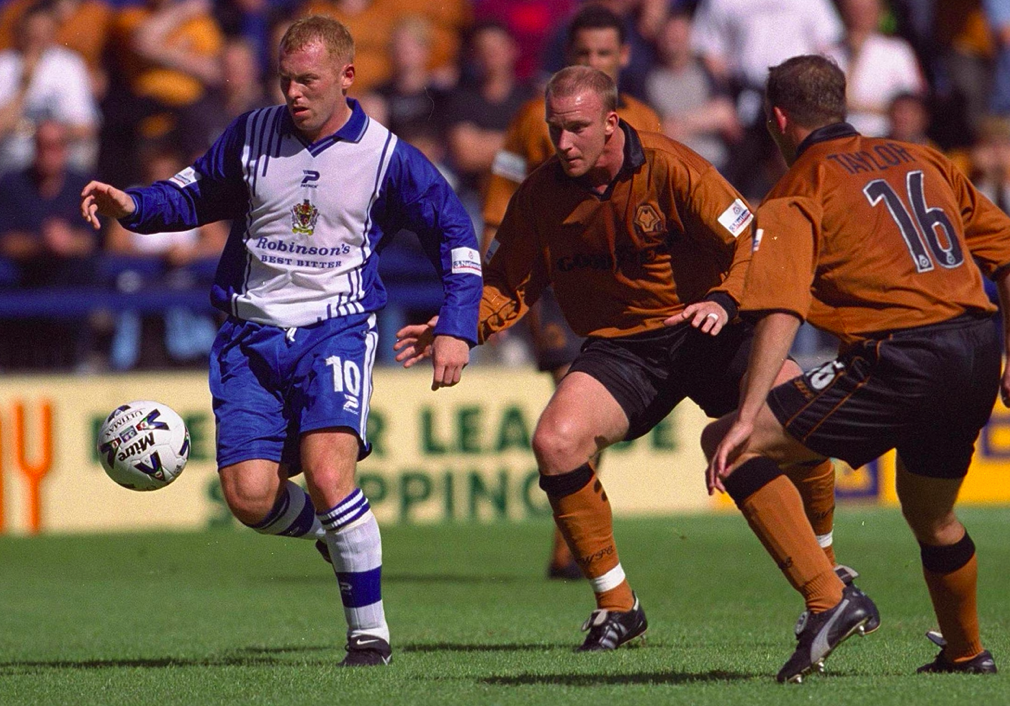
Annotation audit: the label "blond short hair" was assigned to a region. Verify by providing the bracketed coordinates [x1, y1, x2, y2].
[545, 66, 618, 115]
[280, 15, 355, 65]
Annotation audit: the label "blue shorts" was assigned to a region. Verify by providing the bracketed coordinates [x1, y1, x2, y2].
[210, 313, 378, 470]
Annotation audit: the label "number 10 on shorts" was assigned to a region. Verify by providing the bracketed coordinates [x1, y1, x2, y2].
[327, 355, 362, 411]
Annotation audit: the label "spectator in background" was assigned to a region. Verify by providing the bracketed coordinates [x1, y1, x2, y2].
[0, 121, 98, 368]
[394, 0, 472, 87]
[104, 142, 226, 369]
[985, 0, 1010, 115]
[690, 0, 842, 199]
[303, 0, 470, 93]
[0, 1, 100, 174]
[474, 0, 577, 82]
[645, 10, 739, 170]
[886, 91, 934, 146]
[0, 0, 114, 99]
[932, 0, 993, 143]
[297, 0, 396, 95]
[212, 0, 300, 78]
[542, 0, 667, 99]
[177, 36, 271, 157]
[483, 3, 661, 247]
[102, 0, 224, 184]
[826, 0, 926, 137]
[969, 115, 1010, 214]
[367, 16, 448, 138]
[442, 21, 532, 224]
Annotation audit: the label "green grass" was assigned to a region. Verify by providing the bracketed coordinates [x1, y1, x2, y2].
[1, 508, 1009, 705]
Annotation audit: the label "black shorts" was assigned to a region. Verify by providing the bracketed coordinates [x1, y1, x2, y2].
[527, 286, 584, 372]
[568, 321, 753, 440]
[769, 315, 1000, 479]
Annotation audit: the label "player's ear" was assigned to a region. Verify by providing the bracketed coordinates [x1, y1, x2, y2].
[341, 62, 355, 92]
[604, 110, 619, 136]
[772, 106, 788, 133]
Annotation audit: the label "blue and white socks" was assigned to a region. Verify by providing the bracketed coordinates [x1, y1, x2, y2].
[319, 488, 389, 643]
[246, 480, 325, 541]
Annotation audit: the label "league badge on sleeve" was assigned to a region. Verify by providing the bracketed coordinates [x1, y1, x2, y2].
[718, 199, 753, 238]
[169, 167, 201, 189]
[451, 247, 482, 276]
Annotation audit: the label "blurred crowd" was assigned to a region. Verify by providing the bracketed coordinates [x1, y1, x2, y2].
[2, 0, 1010, 371]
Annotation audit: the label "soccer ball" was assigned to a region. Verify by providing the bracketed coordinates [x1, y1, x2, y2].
[97, 400, 190, 491]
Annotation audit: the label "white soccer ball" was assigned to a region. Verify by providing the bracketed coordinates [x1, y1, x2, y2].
[97, 400, 190, 491]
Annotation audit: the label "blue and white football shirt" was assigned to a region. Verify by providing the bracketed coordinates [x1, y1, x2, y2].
[121, 99, 482, 343]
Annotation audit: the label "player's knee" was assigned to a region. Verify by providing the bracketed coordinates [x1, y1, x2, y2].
[532, 420, 588, 474]
[219, 472, 277, 526]
[900, 502, 962, 545]
[301, 464, 356, 507]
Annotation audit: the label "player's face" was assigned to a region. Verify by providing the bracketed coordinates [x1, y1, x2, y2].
[279, 41, 355, 142]
[567, 28, 629, 83]
[546, 90, 617, 178]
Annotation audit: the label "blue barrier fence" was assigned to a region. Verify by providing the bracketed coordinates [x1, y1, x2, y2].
[0, 237, 447, 366]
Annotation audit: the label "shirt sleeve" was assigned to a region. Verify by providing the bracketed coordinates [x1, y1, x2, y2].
[478, 186, 549, 343]
[120, 113, 249, 233]
[381, 139, 482, 346]
[952, 160, 1010, 277]
[742, 196, 820, 319]
[679, 163, 755, 306]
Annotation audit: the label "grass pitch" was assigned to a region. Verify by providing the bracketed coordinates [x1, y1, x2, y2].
[2, 507, 1008, 705]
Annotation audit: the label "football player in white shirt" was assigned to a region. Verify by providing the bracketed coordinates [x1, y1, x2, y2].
[81, 16, 482, 668]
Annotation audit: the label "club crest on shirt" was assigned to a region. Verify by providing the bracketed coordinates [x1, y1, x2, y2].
[634, 204, 664, 235]
[291, 199, 319, 235]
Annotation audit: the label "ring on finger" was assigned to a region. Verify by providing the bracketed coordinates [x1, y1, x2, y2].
[705, 312, 719, 320]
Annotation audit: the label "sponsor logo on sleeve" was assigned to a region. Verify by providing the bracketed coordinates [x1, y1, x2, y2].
[451, 247, 482, 276]
[169, 167, 201, 189]
[717, 198, 753, 238]
[490, 150, 527, 183]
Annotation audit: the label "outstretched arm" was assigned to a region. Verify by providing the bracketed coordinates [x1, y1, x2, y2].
[80, 181, 136, 230]
[707, 311, 801, 490]
[394, 316, 437, 368]
[394, 315, 470, 391]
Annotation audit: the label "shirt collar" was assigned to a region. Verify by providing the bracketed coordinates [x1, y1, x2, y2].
[619, 120, 646, 175]
[796, 121, 859, 158]
[568, 120, 645, 200]
[282, 97, 369, 146]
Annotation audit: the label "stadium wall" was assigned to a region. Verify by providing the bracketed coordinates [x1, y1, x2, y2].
[1, 371, 1009, 534]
